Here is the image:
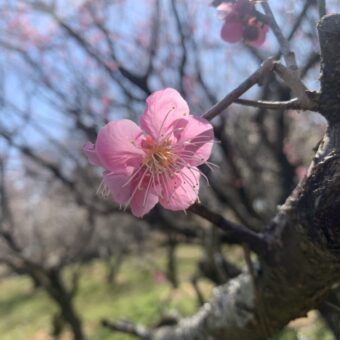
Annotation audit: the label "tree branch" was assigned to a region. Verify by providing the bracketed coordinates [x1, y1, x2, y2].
[202, 57, 275, 121]
[234, 97, 304, 110]
[102, 319, 150, 338]
[261, 1, 298, 72]
[274, 62, 318, 109]
[189, 203, 267, 256]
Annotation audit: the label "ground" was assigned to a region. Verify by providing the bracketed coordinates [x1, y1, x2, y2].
[0, 246, 334, 340]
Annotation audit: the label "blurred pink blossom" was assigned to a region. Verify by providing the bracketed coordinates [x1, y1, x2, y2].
[84, 88, 214, 217]
[243, 17, 269, 48]
[153, 271, 167, 284]
[218, 0, 269, 47]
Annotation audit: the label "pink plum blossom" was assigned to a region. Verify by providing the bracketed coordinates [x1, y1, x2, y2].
[243, 17, 269, 48]
[83, 88, 214, 218]
[218, 0, 269, 47]
[153, 271, 167, 284]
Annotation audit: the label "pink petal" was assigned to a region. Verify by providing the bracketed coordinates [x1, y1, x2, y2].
[103, 170, 133, 205]
[217, 2, 232, 19]
[105, 168, 160, 217]
[221, 17, 244, 43]
[217, 2, 232, 13]
[246, 24, 269, 47]
[140, 88, 190, 139]
[173, 116, 214, 166]
[83, 142, 103, 166]
[159, 168, 200, 211]
[95, 119, 144, 172]
[130, 187, 159, 217]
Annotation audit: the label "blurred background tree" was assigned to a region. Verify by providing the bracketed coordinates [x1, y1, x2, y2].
[0, 0, 339, 339]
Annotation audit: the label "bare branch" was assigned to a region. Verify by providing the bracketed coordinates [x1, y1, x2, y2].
[261, 1, 298, 72]
[101, 319, 150, 338]
[189, 203, 267, 256]
[145, 0, 161, 76]
[318, 0, 326, 18]
[170, 0, 188, 94]
[202, 57, 275, 121]
[274, 62, 318, 110]
[234, 97, 305, 110]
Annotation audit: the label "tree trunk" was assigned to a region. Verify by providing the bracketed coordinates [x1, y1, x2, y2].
[106, 253, 123, 285]
[46, 269, 85, 340]
[166, 236, 178, 288]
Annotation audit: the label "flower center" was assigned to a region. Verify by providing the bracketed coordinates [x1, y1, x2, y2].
[142, 136, 176, 174]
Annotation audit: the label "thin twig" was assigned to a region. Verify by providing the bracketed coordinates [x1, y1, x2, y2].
[234, 97, 304, 110]
[318, 0, 326, 18]
[261, 1, 298, 72]
[202, 57, 275, 121]
[189, 203, 267, 256]
[287, 0, 313, 41]
[145, 0, 161, 76]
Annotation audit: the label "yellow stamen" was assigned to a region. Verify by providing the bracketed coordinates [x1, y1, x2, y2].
[143, 141, 177, 174]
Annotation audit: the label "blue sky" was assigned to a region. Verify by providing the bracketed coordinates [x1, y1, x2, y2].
[1, 0, 338, 175]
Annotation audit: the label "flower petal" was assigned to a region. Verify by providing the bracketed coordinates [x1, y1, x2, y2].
[246, 24, 269, 47]
[221, 18, 244, 43]
[105, 168, 160, 217]
[83, 142, 103, 166]
[217, 2, 232, 13]
[103, 170, 133, 205]
[130, 188, 159, 217]
[173, 116, 214, 166]
[217, 2, 232, 19]
[96, 119, 144, 172]
[159, 168, 200, 211]
[140, 88, 190, 139]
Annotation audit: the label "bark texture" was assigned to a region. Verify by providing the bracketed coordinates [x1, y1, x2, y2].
[146, 14, 340, 340]
[319, 14, 340, 123]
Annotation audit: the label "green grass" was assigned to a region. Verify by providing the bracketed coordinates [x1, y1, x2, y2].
[0, 275, 57, 339]
[0, 246, 335, 339]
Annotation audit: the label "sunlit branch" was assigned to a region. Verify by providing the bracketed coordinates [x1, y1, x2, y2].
[101, 319, 150, 338]
[234, 97, 306, 110]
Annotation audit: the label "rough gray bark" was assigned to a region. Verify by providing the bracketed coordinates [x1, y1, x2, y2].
[146, 13, 340, 340]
